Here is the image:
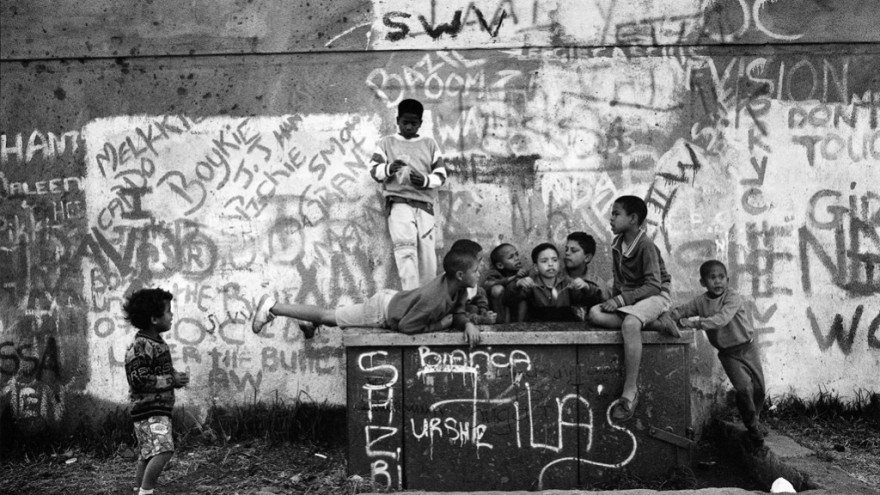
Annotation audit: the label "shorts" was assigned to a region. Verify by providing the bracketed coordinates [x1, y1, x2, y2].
[617, 292, 671, 325]
[134, 416, 175, 460]
[334, 289, 397, 328]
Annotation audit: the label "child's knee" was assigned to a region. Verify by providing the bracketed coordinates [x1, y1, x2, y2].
[622, 315, 643, 333]
[490, 285, 504, 300]
[587, 304, 603, 322]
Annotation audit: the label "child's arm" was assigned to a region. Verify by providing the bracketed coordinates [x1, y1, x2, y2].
[125, 345, 175, 393]
[408, 140, 447, 189]
[669, 297, 700, 321]
[368, 141, 405, 183]
[685, 293, 745, 330]
[611, 245, 663, 308]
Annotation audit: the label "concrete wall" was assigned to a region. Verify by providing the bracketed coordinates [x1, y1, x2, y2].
[1, 0, 878, 435]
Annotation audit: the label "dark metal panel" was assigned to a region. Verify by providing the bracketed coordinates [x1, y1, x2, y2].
[402, 344, 578, 491]
[577, 342, 691, 485]
[346, 346, 404, 491]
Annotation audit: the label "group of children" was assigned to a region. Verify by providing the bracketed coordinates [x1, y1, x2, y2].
[121, 98, 766, 493]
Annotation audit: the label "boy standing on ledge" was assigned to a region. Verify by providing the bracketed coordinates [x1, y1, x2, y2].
[370, 98, 447, 290]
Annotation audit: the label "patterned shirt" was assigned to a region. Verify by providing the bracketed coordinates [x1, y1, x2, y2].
[125, 333, 176, 421]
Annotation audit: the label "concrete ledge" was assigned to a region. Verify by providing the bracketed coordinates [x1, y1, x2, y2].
[715, 420, 879, 494]
[343, 324, 694, 346]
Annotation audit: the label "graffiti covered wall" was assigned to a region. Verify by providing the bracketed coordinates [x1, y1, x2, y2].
[1, 0, 878, 435]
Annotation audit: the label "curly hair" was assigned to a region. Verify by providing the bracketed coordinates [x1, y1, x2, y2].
[123, 288, 173, 331]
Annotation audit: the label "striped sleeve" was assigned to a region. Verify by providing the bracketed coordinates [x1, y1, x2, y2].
[424, 138, 447, 189]
[369, 140, 389, 182]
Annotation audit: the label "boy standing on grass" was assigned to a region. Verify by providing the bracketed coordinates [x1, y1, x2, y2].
[123, 288, 189, 495]
[588, 196, 678, 421]
[251, 250, 482, 348]
[672, 260, 766, 448]
[370, 98, 447, 290]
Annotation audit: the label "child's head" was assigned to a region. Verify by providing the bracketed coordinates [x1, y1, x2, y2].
[699, 260, 728, 297]
[450, 239, 485, 274]
[610, 195, 647, 235]
[564, 232, 596, 271]
[443, 249, 480, 288]
[490, 243, 522, 273]
[123, 288, 174, 332]
[397, 99, 424, 138]
[531, 243, 559, 280]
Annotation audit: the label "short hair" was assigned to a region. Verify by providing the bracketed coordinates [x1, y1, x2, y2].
[531, 242, 558, 263]
[490, 243, 514, 266]
[449, 239, 483, 257]
[615, 195, 648, 226]
[699, 260, 727, 279]
[398, 99, 424, 118]
[123, 288, 173, 331]
[566, 231, 596, 257]
[443, 249, 477, 277]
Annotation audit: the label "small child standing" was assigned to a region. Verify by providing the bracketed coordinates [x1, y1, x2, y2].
[251, 250, 482, 348]
[506, 243, 600, 322]
[449, 239, 497, 325]
[123, 288, 189, 495]
[483, 243, 528, 323]
[370, 98, 447, 290]
[672, 260, 766, 448]
[588, 196, 677, 421]
[563, 231, 610, 321]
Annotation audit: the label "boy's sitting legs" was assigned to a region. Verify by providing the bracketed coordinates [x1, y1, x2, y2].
[588, 306, 643, 421]
[488, 285, 511, 323]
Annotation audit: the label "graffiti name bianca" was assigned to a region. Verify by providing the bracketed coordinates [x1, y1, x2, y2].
[416, 345, 532, 376]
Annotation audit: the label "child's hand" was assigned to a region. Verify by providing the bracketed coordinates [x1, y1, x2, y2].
[515, 268, 529, 278]
[173, 371, 190, 388]
[600, 298, 619, 312]
[516, 277, 535, 290]
[569, 278, 587, 290]
[389, 160, 406, 175]
[679, 316, 700, 329]
[484, 311, 497, 324]
[409, 169, 426, 188]
[464, 322, 481, 349]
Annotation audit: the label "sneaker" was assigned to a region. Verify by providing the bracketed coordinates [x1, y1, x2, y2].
[251, 295, 276, 334]
[298, 320, 317, 340]
[656, 311, 682, 338]
[610, 392, 639, 421]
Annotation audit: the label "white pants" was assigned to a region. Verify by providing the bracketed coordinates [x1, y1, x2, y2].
[387, 202, 436, 290]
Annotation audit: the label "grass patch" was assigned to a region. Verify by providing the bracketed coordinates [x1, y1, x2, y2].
[1, 393, 346, 461]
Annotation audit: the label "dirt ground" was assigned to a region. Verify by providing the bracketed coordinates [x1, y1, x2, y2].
[2, 399, 876, 494]
[0, 436, 763, 494]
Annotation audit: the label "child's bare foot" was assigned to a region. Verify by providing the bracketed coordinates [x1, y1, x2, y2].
[252, 295, 276, 334]
[298, 320, 317, 339]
